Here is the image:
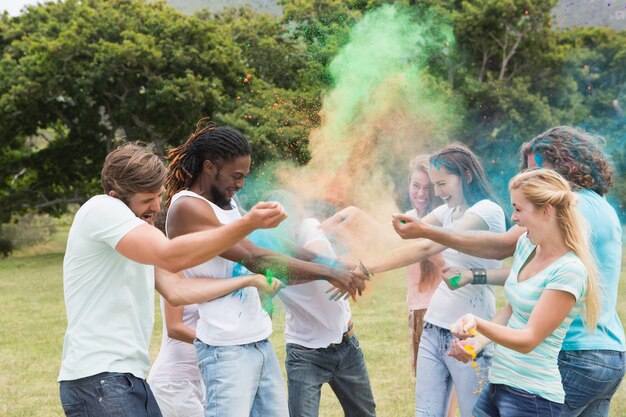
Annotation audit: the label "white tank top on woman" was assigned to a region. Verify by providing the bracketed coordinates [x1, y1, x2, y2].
[167, 190, 272, 346]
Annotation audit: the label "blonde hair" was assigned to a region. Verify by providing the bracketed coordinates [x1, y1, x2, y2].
[509, 169, 599, 330]
[101, 142, 167, 201]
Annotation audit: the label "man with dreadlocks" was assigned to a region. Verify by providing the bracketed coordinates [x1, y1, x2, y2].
[162, 119, 368, 417]
[58, 142, 287, 417]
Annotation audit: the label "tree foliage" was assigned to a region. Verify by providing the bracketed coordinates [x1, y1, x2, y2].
[0, 0, 625, 221]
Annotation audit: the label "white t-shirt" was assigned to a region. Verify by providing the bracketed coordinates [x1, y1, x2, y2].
[168, 190, 272, 346]
[277, 218, 352, 348]
[424, 199, 506, 329]
[59, 195, 154, 381]
[147, 298, 201, 383]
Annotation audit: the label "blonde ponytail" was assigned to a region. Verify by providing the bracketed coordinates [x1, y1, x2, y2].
[510, 169, 599, 330]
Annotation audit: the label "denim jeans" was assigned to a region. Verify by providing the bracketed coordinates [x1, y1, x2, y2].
[285, 334, 376, 417]
[473, 383, 563, 417]
[59, 372, 162, 417]
[558, 349, 626, 417]
[194, 338, 289, 417]
[415, 323, 492, 417]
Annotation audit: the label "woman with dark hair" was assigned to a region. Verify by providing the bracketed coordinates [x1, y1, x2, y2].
[357, 143, 507, 417]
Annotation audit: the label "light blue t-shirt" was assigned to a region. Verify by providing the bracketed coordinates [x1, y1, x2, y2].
[489, 234, 587, 403]
[563, 189, 625, 351]
[59, 195, 154, 381]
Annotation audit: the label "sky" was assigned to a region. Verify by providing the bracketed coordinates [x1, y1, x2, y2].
[2, 0, 55, 16]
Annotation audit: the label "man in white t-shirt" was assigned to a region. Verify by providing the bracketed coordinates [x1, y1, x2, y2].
[251, 190, 376, 417]
[58, 143, 286, 417]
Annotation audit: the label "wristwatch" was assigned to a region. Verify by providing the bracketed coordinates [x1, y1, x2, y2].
[471, 268, 487, 285]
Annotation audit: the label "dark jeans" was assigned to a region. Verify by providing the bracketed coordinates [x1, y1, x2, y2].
[285, 334, 376, 417]
[558, 349, 626, 417]
[473, 383, 563, 417]
[59, 372, 162, 417]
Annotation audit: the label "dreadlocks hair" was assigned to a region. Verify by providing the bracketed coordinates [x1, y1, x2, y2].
[164, 118, 251, 208]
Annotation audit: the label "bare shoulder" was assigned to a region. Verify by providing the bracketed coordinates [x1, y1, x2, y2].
[167, 196, 221, 237]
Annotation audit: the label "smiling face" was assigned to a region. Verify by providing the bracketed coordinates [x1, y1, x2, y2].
[428, 165, 465, 208]
[209, 155, 251, 208]
[510, 188, 544, 244]
[123, 186, 165, 225]
[409, 169, 431, 215]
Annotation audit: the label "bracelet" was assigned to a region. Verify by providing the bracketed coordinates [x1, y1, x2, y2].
[358, 260, 373, 277]
[471, 268, 487, 285]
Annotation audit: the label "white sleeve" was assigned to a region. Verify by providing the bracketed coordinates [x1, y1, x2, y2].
[465, 200, 506, 233]
[298, 218, 336, 257]
[431, 204, 449, 225]
[85, 196, 146, 248]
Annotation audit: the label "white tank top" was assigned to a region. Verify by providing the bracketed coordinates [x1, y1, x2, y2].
[167, 190, 272, 346]
[147, 298, 201, 383]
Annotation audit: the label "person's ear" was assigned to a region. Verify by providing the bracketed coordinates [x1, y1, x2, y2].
[203, 159, 217, 174]
[464, 170, 473, 184]
[542, 204, 553, 220]
[108, 190, 119, 198]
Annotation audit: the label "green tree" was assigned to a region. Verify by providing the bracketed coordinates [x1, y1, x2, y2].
[0, 0, 245, 221]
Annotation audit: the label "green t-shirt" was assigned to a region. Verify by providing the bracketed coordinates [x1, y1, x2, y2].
[59, 195, 154, 381]
[489, 233, 587, 403]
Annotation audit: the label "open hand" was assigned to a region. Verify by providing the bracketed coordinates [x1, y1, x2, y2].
[448, 338, 478, 363]
[325, 267, 369, 301]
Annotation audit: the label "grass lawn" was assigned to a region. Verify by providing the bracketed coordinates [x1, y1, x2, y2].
[0, 228, 625, 416]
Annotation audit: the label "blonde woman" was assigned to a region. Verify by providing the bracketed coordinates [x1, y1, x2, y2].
[451, 169, 599, 417]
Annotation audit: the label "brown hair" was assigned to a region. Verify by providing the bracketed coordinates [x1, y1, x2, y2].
[520, 126, 615, 196]
[509, 169, 599, 330]
[430, 143, 498, 207]
[101, 142, 167, 202]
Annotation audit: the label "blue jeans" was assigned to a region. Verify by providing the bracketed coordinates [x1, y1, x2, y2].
[59, 372, 162, 417]
[285, 334, 376, 417]
[194, 338, 288, 417]
[415, 323, 492, 417]
[473, 383, 563, 417]
[558, 349, 626, 417]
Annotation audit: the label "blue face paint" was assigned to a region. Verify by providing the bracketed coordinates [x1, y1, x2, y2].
[534, 153, 543, 168]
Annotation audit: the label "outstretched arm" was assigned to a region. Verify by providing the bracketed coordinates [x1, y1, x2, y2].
[441, 266, 511, 290]
[154, 268, 276, 307]
[116, 201, 287, 272]
[392, 215, 523, 260]
[363, 211, 491, 274]
[167, 197, 367, 297]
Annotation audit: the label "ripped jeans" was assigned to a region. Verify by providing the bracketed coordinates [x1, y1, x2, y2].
[415, 322, 492, 417]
